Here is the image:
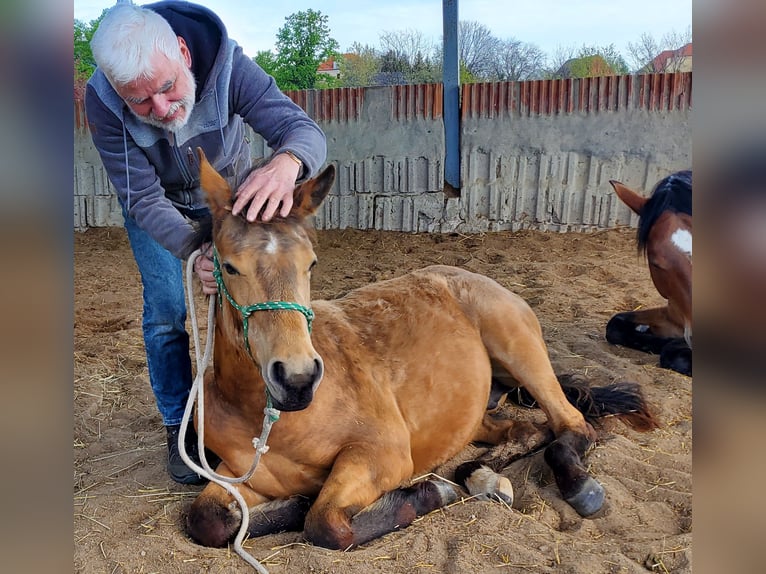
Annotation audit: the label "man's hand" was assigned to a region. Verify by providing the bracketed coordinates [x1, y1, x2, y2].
[194, 242, 217, 295]
[232, 152, 302, 222]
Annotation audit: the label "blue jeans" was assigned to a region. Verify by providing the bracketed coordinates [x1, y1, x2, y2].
[122, 210, 193, 426]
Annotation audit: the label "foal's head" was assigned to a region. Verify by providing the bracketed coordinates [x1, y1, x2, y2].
[610, 171, 693, 342]
[197, 148, 336, 411]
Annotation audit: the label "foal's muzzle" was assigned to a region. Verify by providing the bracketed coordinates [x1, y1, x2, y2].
[264, 357, 324, 411]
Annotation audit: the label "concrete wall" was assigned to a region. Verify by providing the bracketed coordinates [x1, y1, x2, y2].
[73, 72, 691, 233]
[74, 103, 125, 228]
[286, 84, 447, 232]
[456, 74, 692, 232]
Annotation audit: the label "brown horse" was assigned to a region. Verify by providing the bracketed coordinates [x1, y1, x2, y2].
[185, 149, 657, 550]
[607, 171, 692, 375]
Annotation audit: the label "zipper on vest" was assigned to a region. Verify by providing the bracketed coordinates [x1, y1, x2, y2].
[170, 140, 195, 208]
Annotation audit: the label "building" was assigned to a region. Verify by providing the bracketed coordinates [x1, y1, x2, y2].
[317, 56, 341, 78]
[646, 43, 693, 73]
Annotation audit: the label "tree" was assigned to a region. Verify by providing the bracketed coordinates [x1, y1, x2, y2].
[627, 26, 692, 73]
[490, 39, 547, 81]
[74, 11, 107, 97]
[457, 21, 501, 79]
[547, 45, 577, 77]
[590, 44, 630, 75]
[548, 43, 629, 78]
[253, 50, 279, 78]
[265, 9, 340, 90]
[338, 42, 380, 87]
[378, 29, 436, 69]
[376, 49, 412, 85]
[378, 29, 439, 83]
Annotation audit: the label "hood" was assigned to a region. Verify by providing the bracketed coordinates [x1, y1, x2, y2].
[144, 1, 229, 102]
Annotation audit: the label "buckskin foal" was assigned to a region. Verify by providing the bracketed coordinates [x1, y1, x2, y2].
[185, 149, 656, 550]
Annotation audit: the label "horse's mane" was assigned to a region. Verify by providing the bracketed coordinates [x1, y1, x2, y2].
[636, 170, 692, 254]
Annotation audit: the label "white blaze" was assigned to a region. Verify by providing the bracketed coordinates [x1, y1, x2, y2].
[264, 233, 279, 254]
[671, 229, 692, 258]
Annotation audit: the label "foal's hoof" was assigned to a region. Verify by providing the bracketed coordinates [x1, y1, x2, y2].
[455, 462, 514, 505]
[187, 499, 241, 548]
[564, 476, 605, 517]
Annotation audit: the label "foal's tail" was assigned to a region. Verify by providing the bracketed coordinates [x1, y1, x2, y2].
[508, 374, 659, 432]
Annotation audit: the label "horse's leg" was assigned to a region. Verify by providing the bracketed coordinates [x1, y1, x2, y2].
[186, 462, 310, 547]
[660, 338, 692, 375]
[606, 306, 684, 354]
[302, 445, 456, 549]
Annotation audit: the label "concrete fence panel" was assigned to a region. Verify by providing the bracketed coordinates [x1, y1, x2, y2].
[456, 73, 691, 232]
[73, 72, 691, 233]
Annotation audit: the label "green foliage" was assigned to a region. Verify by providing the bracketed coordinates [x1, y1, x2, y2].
[314, 74, 342, 89]
[265, 9, 340, 90]
[582, 44, 629, 75]
[254, 50, 279, 77]
[459, 65, 479, 84]
[550, 43, 630, 79]
[338, 43, 380, 87]
[74, 12, 107, 93]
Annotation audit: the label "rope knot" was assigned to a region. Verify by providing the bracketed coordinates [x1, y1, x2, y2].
[264, 407, 281, 423]
[251, 438, 270, 454]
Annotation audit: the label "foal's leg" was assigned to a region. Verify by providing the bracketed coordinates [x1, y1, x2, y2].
[302, 445, 456, 549]
[477, 302, 606, 516]
[455, 414, 554, 505]
[186, 461, 313, 547]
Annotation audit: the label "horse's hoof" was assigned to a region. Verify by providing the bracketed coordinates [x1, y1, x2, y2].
[564, 476, 605, 517]
[660, 341, 692, 376]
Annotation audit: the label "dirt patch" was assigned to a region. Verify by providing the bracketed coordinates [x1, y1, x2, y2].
[74, 226, 691, 573]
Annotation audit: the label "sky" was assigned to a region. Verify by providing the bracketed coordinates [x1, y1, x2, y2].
[73, 0, 693, 63]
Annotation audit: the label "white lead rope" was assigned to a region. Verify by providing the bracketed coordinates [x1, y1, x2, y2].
[179, 248, 279, 573]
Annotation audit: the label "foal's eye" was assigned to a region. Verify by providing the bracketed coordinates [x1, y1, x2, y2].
[223, 262, 240, 275]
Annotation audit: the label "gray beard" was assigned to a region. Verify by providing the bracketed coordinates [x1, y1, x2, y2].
[132, 93, 195, 132]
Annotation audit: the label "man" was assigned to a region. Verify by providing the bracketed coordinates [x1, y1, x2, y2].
[86, 0, 327, 484]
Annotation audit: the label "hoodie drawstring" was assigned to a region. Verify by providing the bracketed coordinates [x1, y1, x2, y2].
[121, 109, 132, 213]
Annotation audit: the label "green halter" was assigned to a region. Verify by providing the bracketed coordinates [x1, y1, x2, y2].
[212, 248, 315, 360]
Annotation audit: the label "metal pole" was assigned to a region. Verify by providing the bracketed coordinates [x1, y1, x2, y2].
[442, 0, 460, 195]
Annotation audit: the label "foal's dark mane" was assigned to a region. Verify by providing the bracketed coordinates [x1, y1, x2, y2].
[636, 170, 692, 253]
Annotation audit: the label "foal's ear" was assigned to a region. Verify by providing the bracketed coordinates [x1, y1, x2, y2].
[291, 164, 336, 219]
[609, 180, 647, 215]
[197, 147, 232, 219]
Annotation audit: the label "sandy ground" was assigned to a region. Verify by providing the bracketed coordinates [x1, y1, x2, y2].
[74, 226, 691, 573]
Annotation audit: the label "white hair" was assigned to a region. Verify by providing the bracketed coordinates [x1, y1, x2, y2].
[90, 1, 183, 86]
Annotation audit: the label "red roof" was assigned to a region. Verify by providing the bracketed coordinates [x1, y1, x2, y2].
[317, 53, 360, 72]
[317, 57, 338, 72]
[651, 43, 692, 71]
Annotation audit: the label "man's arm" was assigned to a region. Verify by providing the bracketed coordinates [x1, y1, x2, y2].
[227, 49, 328, 221]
